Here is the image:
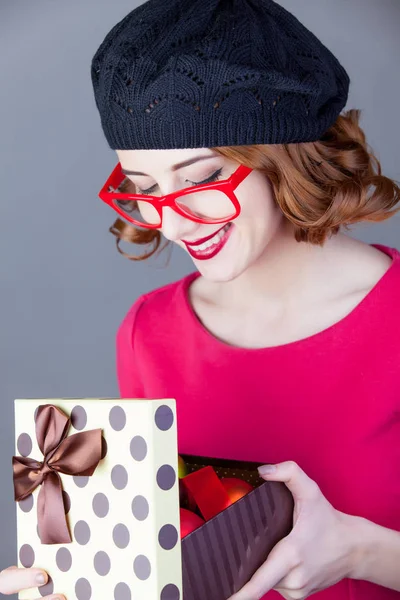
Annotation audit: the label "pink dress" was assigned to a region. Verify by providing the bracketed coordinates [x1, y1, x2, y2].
[117, 243, 400, 600]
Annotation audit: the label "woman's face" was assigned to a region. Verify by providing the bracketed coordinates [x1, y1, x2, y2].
[115, 147, 285, 282]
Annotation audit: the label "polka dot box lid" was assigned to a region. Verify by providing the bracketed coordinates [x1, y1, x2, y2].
[14, 398, 182, 600]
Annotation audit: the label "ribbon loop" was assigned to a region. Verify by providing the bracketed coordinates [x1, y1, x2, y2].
[36, 404, 70, 457]
[13, 404, 103, 545]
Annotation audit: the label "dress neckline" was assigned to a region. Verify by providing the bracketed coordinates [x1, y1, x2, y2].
[180, 243, 399, 353]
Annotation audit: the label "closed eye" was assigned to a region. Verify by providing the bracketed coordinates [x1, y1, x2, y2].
[138, 168, 224, 195]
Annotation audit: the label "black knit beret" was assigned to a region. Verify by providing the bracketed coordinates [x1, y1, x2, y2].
[90, 0, 350, 150]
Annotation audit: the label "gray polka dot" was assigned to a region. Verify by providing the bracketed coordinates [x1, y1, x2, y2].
[101, 436, 108, 459]
[156, 465, 176, 491]
[109, 406, 126, 431]
[94, 551, 111, 576]
[158, 524, 178, 550]
[155, 405, 174, 431]
[73, 475, 89, 488]
[19, 494, 34, 513]
[19, 544, 34, 568]
[161, 583, 181, 600]
[114, 582, 131, 600]
[130, 436, 147, 461]
[75, 577, 92, 600]
[56, 547, 72, 572]
[63, 490, 71, 514]
[74, 520, 91, 545]
[93, 493, 109, 518]
[71, 406, 87, 430]
[113, 523, 130, 549]
[17, 433, 32, 457]
[131, 495, 149, 521]
[39, 575, 54, 596]
[111, 465, 128, 490]
[133, 555, 151, 580]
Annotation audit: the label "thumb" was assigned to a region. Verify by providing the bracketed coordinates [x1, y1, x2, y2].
[258, 460, 319, 502]
[0, 567, 48, 595]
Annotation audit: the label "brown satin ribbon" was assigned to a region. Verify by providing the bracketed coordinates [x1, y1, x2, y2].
[13, 404, 102, 545]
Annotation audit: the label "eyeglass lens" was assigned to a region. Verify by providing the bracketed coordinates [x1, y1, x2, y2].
[112, 183, 236, 226]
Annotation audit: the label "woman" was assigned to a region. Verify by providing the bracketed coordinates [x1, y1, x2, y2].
[1, 0, 399, 599]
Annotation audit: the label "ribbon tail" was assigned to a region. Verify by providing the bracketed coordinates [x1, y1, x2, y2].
[37, 472, 71, 545]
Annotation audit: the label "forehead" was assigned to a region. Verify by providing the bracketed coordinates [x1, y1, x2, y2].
[115, 147, 220, 173]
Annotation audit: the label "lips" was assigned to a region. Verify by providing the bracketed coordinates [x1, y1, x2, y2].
[183, 223, 233, 261]
[182, 224, 228, 247]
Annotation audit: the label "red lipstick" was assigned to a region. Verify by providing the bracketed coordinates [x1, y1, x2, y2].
[183, 223, 233, 261]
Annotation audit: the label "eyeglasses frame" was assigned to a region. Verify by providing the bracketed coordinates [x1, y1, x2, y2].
[98, 162, 253, 229]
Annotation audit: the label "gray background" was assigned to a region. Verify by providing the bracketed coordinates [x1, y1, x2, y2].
[0, 0, 399, 590]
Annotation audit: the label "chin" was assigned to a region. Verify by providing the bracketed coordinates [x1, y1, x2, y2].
[194, 259, 249, 283]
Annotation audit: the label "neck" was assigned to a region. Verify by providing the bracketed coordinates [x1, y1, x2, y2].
[218, 221, 358, 313]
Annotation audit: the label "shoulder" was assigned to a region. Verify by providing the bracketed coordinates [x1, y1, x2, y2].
[369, 243, 400, 296]
[336, 241, 400, 306]
[342, 243, 400, 325]
[354, 244, 400, 342]
[117, 272, 198, 342]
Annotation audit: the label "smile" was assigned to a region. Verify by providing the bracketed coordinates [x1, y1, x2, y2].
[183, 223, 233, 261]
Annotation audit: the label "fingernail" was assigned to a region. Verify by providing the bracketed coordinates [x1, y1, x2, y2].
[258, 464, 277, 475]
[36, 573, 47, 584]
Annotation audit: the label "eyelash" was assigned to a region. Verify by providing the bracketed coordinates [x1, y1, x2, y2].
[138, 168, 224, 195]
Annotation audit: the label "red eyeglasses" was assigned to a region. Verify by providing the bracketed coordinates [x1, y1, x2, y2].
[98, 162, 253, 229]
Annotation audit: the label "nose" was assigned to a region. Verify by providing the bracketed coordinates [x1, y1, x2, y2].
[161, 206, 198, 242]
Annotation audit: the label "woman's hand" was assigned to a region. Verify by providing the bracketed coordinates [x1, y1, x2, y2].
[0, 566, 65, 599]
[228, 461, 360, 600]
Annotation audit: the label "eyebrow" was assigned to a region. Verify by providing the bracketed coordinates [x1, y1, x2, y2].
[121, 154, 216, 176]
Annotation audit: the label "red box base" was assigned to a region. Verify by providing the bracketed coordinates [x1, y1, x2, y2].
[180, 455, 294, 600]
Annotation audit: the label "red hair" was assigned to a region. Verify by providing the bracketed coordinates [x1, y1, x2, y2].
[108, 109, 400, 260]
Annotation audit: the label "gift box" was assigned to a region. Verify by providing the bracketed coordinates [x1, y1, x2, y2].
[179, 455, 294, 599]
[13, 399, 293, 600]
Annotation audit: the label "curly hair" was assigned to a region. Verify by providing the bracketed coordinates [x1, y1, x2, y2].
[108, 109, 400, 260]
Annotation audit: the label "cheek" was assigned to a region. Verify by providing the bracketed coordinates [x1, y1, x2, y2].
[238, 176, 279, 223]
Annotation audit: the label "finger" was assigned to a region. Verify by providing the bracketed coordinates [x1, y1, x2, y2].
[33, 596, 66, 600]
[272, 591, 293, 600]
[257, 461, 320, 502]
[0, 567, 48, 594]
[228, 541, 294, 600]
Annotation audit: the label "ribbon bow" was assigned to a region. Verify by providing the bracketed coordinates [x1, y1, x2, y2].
[13, 404, 102, 545]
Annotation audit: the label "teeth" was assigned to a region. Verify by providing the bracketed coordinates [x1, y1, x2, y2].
[194, 224, 230, 252]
